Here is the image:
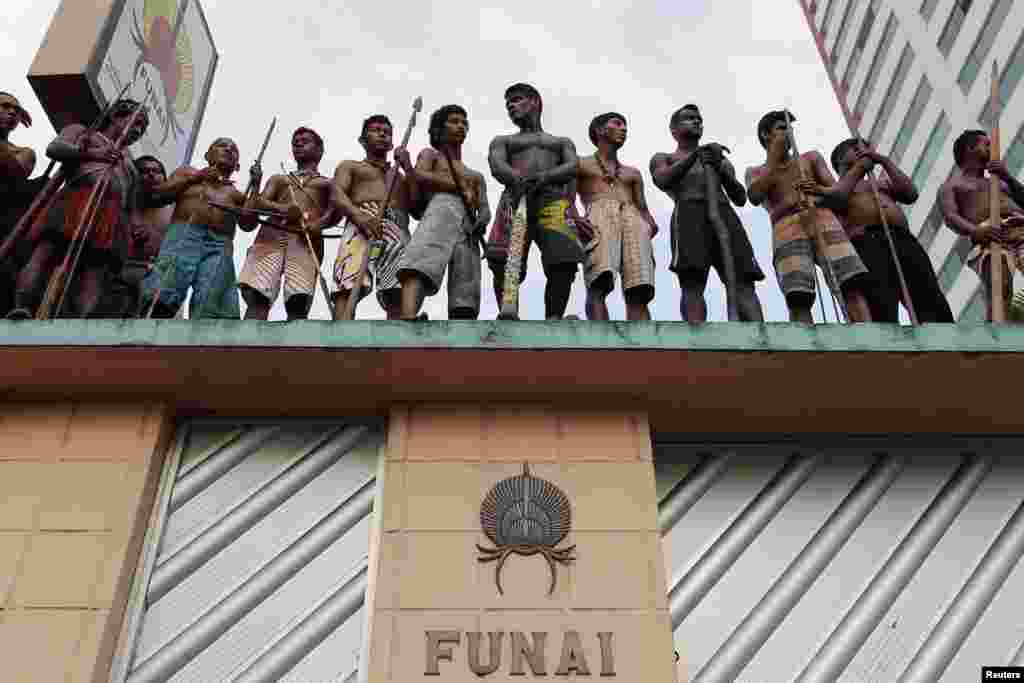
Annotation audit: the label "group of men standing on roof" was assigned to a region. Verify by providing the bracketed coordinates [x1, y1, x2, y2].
[1, 83, 1022, 324]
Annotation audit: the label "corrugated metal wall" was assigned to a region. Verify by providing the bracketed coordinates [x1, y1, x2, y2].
[656, 440, 1024, 683]
[114, 421, 382, 683]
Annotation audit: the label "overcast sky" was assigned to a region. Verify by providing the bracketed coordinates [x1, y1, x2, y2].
[2, 0, 850, 322]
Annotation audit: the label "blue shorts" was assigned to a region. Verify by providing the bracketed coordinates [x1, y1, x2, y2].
[142, 223, 240, 319]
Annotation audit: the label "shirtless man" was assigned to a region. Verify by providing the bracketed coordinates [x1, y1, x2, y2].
[0, 92, 37, 315]
[398, 104, 491, 320]
[239, 127, 334, 321]
[0, 92, 36, 194]
[487, 83, 586, 320]
[831, 138, 953, 323]
[576, 112, 658, 321]
[12, 99, 149, 319]
[141, 138, 260, 319]
[651, 104, 764, 322]
[745, 110, 873, 323]
[939, 129, 1024, 321]
[331, 115, 418, 320]
[103, 155, 174, 317]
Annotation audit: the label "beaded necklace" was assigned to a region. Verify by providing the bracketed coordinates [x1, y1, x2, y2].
[594, 152, 620, 186]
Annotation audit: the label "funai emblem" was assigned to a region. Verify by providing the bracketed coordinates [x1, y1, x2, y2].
[477, 463, 576, 595]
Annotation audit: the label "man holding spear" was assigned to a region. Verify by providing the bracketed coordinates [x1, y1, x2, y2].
[651, 104, 764, 322]
[745, 109, 873, 323]
[940, 66, 1024, 323]
[330, 113, 419, 320]
[9, 98, 149, 318]
[140, 137, 259, 319]
[397, 104, 491, 321]
[238, 127, 335, 321]
[577, 112, 659, 322]
[829, 138, 952, 323]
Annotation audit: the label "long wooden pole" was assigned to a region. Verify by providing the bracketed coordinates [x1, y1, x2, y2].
[0, 82, 132, 264]
[989, 60, 1006, 323]
[39, 97, 150, 319]
[284, 170, 336, 319]
[784, 109, 850, 323]
[341, 96, 422, 320]
[846, 129, 919, 325]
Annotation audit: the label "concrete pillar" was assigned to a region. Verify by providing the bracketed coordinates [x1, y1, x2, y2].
[363, 403, 675, 681]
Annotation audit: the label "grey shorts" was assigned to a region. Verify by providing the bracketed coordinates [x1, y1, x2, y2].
[399, 193, 481, 316]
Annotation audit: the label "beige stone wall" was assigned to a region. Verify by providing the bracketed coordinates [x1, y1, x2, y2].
[0, 402, 171, 683]
[366, 404, 675, 681]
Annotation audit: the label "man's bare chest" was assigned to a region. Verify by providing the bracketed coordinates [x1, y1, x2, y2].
[507, 134, 562, 158]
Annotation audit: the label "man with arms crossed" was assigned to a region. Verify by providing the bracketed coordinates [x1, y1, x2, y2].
[487, 83, 587, 320]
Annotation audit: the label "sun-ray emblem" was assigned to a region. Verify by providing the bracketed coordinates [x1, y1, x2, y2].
[477, 463, 576, 595]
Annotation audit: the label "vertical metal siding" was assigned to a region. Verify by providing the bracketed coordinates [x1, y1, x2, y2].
[657, 442, 1024, 683]
[116, 421, 382, 683]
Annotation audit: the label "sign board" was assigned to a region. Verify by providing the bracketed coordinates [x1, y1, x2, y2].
[29, 0, 218, 169]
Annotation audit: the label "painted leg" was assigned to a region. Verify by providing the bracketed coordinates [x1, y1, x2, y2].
[284, 294, 311, 321]
[585, 273, 612, 321]
[679, 274, 709, 323]
[242, 288, 272, 320]
[737, 283, 765, 322]
[845, 288, 873, 323]
[73, 265, 106, 318]
[11, 241, 59, 316]
[544, 265, 576, 320]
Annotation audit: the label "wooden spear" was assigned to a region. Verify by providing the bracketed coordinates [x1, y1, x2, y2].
[38, 96, 150, 319]
[283, 167, 336, 318]
[0, 82, 132, 264]
[989, 60, 1006, 323]
[341, 96, 422, 321]
[847, 132, 919, 325]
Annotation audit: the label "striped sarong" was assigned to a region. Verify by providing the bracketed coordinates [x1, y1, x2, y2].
[772, 207, 867, 298]
[239, 229, 318, 304]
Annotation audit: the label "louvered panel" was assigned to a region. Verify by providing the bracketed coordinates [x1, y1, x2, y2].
[119, 421, 381, 683]
[656, 441, 1024, 683]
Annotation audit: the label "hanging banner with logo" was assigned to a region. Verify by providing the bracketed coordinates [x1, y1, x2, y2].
[95, 0, 218, 168]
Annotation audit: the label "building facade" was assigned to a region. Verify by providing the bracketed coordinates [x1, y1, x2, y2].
[2, 320, 1024, 682]
[799, 0, 1024, 321]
